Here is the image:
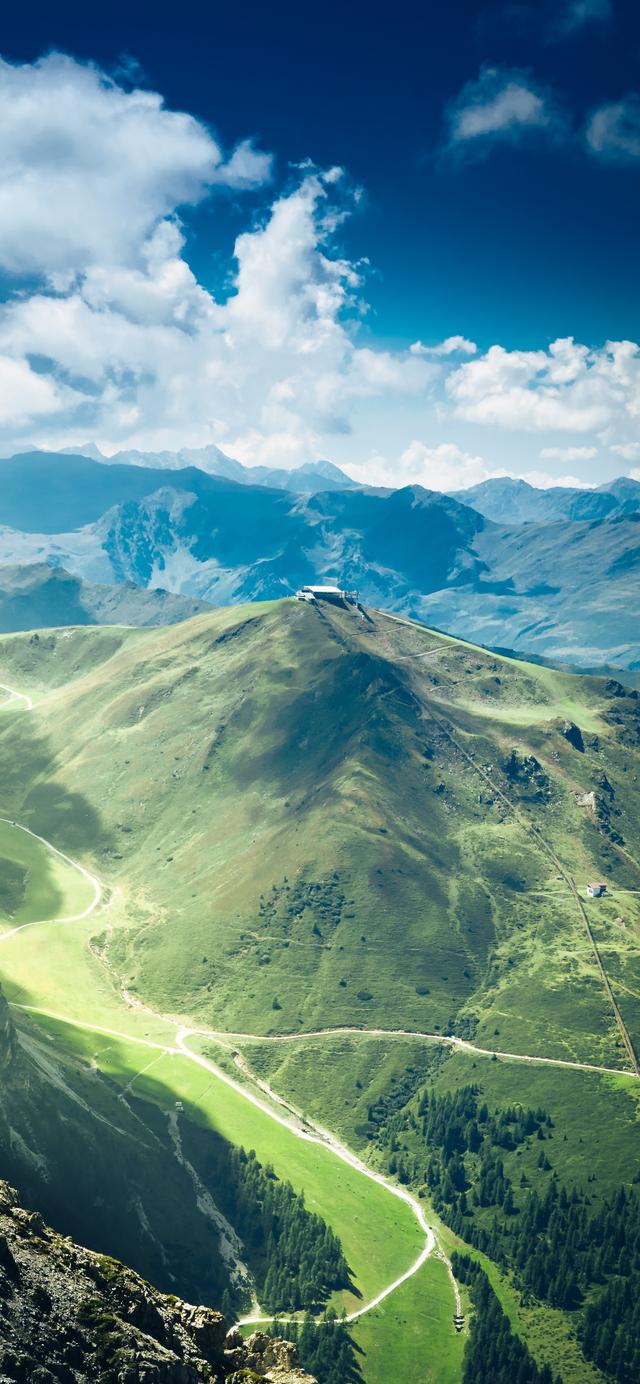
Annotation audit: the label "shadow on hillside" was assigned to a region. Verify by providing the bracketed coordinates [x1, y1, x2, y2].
[0, 706, 113, 855]
[132, 1081, 361, 1315]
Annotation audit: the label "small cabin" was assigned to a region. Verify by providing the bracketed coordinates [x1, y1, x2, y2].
[587, 882, 606, 898]
[453, 1313, 465, 1333]
[295, 584, 358, 606]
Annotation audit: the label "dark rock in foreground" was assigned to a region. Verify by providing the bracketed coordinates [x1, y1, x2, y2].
[0, 1180, 314, 1383]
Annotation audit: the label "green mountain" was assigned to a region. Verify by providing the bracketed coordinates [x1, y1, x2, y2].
[0, 599, 638, 1383]
[0, 562, 211, 632]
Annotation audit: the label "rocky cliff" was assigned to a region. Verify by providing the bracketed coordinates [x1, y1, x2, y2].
[0, 1179, 314, 1383]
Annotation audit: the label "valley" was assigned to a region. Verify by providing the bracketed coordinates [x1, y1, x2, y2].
[0, 600, 639, 1383]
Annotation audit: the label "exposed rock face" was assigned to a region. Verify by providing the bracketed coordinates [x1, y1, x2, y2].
[560, 720, 584, 752]
[502, 749, 550, 802]
[0, 1180, 316, 1384]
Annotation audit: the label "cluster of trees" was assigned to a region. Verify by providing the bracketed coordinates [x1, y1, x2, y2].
[582, 1270, 640, 1384]
[417, 1086, 549, 1156]
[205, 1141, 350, 1313]
[268, 1312, 364, 1384]
[377, 1079, 640, 1381]
[452, 1253, 559, 1384]
[457, 1180, 640, 1318]
[384, 1084, 546, 1210]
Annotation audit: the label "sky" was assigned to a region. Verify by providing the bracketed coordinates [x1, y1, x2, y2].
[0, 0, 639, 491]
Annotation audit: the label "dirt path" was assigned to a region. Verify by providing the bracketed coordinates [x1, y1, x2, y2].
[0, 683, 33, 712]
[180, 1021, 638, 1080]
[0, 817, 103, 942]
[13, 999, 439, 1326]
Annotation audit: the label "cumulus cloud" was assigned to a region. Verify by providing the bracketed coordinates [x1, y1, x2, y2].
[447, 337, 640, 433]
[0, 61, 434, 463]
[1, 51, 637, 476]
[611, 442, 640, 461]
[586, 96, 640, 162]
[0, 52, 272, 279]
[446, 66, 564, 155]
[348, 442, 501, 492]
[540, 445, 597, 460]
[346, 447, 595, 494]
[410, 336, 477, 357]
[0, 355, 70, 425]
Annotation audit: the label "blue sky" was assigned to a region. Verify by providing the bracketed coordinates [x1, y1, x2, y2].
[0, 0, 638, 489]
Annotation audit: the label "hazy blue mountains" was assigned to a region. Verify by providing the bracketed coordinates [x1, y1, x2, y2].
[0, 451, 637, 669]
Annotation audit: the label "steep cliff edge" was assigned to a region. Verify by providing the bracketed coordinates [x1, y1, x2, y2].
[0, 1178, 314, 1383]
[0, 988, 236, 1306]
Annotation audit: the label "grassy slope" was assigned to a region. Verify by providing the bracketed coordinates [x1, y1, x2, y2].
[0, 599, 638, 1381]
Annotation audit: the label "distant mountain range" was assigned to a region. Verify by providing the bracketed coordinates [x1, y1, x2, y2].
[0, 561, 210, 632]
[449, 474, 640, 525]
[61, 442, 356, 493]
[0, 450, 637, 668]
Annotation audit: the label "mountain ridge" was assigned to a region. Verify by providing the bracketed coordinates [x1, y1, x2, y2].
[0, 561, 211, 632]
[0, 452, 637, 668]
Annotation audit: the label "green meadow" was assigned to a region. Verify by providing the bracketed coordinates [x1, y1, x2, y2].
[0, 598, 638, 1382]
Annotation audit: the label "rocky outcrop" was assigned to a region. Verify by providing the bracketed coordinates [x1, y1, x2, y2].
[559, 720, 584, 752]
[0, 1180, 316, 1383]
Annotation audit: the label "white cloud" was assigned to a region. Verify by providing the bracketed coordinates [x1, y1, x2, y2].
[0, 62, 434, 464]
[611, 442, 640, 461]
[446, 66, 563, 154]
[346, 447, 597, 494]
[0, 355, 72, 424]
[0, 52, 272, 279]
[586, 96, 640, 162]
[0, 51, 636, 480]
[540, 445, 597, 460]
[410, 336, 477, 357]
[447, 337, 640, 433]
[209, 138, 273, 189]
[549, 0, 612, 39]
[519, 469, 593, 488]
[348, 441, 501, 491]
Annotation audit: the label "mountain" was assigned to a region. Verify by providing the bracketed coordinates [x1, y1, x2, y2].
[449, 474, 640, 524]
[0, 562, 211, 632]
[0, 452, 638, 668]
[0, 600, 638, 1381]
[423, 510, 640, 669]
[65, 443, 356, 492]
[0, 1175, 313, 1383]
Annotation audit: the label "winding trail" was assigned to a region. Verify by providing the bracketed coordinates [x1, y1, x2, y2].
[3, 645, 637, 1338]
[0, 679, 443, 1328]
[12, 998, 437, 1326]
[0, 683, 33, 712]
[0, 817, 102, 942]
[177, 1023, 639, 1081]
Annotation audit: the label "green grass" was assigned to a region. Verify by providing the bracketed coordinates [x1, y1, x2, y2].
[0, 819, 95, 926]
[0, 599, 638, 1383]
[351, 1254, 465, 1384]
[18, 1008, 427, 1321]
